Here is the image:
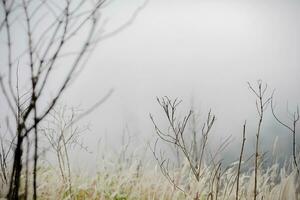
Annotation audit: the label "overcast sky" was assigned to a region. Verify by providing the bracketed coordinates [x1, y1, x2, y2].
[58, 0, 300, 153]
[1, 0, 300, 166]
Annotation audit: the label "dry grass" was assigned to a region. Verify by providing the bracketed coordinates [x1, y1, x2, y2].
[1, 156, 298, 200]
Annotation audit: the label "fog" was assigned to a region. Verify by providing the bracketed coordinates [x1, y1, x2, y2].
[1, 0, 300, 169]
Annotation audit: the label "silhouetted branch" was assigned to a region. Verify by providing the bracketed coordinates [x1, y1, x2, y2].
[271, 94, 299, 174]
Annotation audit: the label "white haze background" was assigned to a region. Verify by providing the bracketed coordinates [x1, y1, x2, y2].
[1, 0, 300, 170]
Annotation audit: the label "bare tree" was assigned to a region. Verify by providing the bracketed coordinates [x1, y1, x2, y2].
[247, 80, 272, 200]
[149, 96, 221, 198]
[41, 105, 90, 199]
[0, 0, 147, 199]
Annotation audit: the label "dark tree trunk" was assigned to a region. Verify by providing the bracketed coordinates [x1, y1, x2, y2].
[7, 128, 24, 200]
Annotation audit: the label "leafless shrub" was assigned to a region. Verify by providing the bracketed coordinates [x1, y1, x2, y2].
[149, 96, 235, 199]
[150, 97, 215, 182]
[41, 105, 89, 199]
[247, 80, 272, 200]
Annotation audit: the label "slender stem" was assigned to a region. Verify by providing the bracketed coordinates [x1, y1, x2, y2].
[236, 121, 246, 200]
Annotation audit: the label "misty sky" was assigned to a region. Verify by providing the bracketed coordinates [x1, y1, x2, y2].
[1, 0, 300, 166]
[58, 0, 300, 155]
